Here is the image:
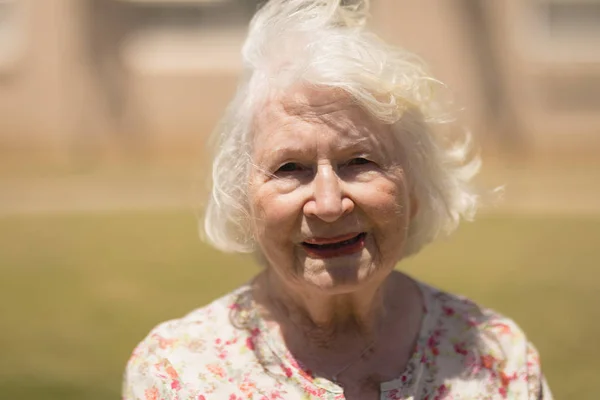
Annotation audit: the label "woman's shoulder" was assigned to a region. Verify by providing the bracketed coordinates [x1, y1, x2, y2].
[130, 284, 251, 355]
[124, 286, 252, 368]
[419, 281, 531, 348]
[123, 285, 256, 399]
[415, 281, 550, 398]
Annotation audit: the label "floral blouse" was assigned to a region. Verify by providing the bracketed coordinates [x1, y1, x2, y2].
[123, 281, 552, 399]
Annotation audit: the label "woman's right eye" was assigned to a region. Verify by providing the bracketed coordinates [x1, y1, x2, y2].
[276, 162, 304, 173]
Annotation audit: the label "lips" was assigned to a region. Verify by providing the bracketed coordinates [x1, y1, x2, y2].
[302, 232, 367, 259]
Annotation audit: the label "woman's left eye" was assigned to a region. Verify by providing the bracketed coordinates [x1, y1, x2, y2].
[346, 157, 371, 166]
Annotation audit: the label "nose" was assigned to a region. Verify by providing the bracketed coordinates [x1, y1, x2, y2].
[303, 164, 354, 222]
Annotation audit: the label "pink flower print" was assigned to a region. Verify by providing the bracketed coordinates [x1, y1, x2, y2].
[433, 384, 448, 400]
[303, 386, 326, 397]
[144, 387, 159, 400]
[493, 322, 513, 335]
[269, 390, 284, 399]
[498, 370, 517, 398]
[165, 365, 178, 380]
[499, 386, 507, 398]
[453, 342, 468, 356]
[500, 371, 517, 387]
[239, 380, 257, 394]
[246, 337, 255, 350]
[481, 354, 495, 370]
[155, 335, 176, 350]
[427, 336, 435, 347]
[171, 379, 181, 391]
[427, 334, 440, 356]
[464, 352, 481, 374]
[207, 364, 226, 378]
[288, 357, 303, 370]
[298, 367, 313, 381]
[442, 306, 455, 316]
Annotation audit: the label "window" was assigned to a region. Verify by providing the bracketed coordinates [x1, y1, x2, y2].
[545, 0, 600, 39]
[119, 0, 262, 73]
[0, 0, 25, 71]
[524, 0, 600, 62]
[510, 0, 600, 114]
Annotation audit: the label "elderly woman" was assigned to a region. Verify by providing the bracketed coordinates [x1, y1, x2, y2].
[124, 1, 552, 399]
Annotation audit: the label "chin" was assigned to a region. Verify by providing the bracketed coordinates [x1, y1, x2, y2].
[302, 254, 382, 293]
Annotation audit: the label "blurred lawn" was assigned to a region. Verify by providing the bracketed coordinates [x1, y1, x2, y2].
[0, 211, 599, 399]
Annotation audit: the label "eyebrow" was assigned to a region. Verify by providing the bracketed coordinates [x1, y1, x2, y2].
[263, 140, 376, 163]
[262, 145, 314, 162]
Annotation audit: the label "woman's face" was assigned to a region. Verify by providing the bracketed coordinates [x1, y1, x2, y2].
[249, 87, 415, 294]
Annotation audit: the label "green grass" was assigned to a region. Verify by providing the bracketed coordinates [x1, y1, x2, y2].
[1, 211, 599, 399]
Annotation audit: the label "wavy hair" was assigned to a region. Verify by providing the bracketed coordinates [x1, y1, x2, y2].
[203, 0, 480, 257]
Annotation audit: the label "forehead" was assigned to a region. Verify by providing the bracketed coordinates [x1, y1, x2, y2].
[252, 86, 395, 154]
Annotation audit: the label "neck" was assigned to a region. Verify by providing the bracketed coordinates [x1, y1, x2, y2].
[255, 268, 396, 346]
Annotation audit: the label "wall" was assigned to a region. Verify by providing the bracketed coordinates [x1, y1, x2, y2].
[0, 0, 598, 163]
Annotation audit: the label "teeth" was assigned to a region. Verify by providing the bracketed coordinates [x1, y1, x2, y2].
[339, 237, 357, 246]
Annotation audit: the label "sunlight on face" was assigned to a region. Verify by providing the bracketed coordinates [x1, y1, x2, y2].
[249, 86, 414, 294]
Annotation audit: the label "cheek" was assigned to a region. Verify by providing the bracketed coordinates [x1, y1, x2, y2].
[360, 179, 409, 221]
[250, 187, 303, 241]
[359, 179, 411, 251]
[250, 189, 304, 273]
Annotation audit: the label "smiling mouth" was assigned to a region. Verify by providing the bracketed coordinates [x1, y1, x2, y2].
[302, 232, 367, 259]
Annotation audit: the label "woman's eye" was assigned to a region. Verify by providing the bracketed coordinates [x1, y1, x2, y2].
[276, 162, 304, 173]
[346, 157, 371, 166]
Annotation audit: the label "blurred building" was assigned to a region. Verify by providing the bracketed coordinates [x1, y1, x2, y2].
[0, 0, 598, 163]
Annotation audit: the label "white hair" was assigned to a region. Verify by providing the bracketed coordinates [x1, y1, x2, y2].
[202, 0, 480, 257]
